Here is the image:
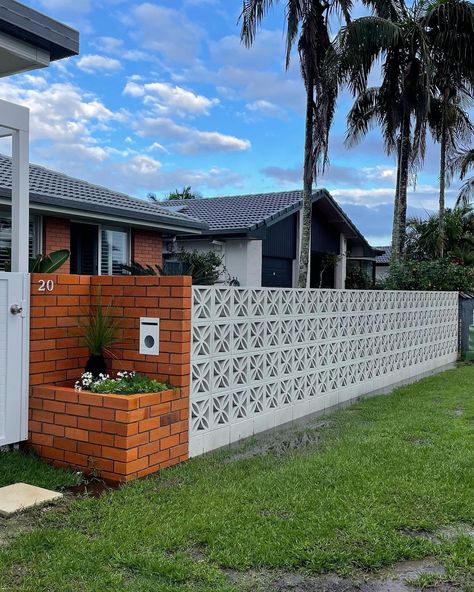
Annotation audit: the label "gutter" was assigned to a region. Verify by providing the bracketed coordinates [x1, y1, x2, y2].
[0, 196, 207, 235]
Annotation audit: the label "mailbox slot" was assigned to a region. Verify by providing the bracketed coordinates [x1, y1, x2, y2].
[139, 318, 160, 356]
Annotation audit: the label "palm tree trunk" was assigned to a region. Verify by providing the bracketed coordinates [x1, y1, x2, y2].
[298, 76, 315, 288]
[391, 139, 402, 262]
[438, 102, 447, 258]
[393, 109, 410, 259]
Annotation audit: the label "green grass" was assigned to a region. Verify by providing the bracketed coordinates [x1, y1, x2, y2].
[0, 450, 80, 490]
[1, 365, 473, 591]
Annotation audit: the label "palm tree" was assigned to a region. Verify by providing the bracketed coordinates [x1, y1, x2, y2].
[425, 0, 474, 256]
[428, 97, 473, 256]
[330, 0, 473, 260]
[406, 204, 474, 264]
[240, 0, 352, 287]
[451, 148, 474, 206]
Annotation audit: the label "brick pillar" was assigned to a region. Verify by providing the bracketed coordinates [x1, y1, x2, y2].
[42, 217, 71, 273]
[29, 274, 192, 481]
[131, 229, 163, 270]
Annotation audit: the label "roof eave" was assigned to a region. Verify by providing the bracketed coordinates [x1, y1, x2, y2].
[0, 0, 79, 60]
[0, 191, 208, 234]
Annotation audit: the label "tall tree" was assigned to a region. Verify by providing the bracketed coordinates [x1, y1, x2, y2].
[428, 97, 473, 255]
[330, 0, 472, 260]
[451, 148, 474, 206]
[240, 0, 352, 287]
[425, 0, 474, 256]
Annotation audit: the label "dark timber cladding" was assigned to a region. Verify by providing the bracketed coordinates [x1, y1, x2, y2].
[0, 0, 80, 60]
[262, 214, 297, 287]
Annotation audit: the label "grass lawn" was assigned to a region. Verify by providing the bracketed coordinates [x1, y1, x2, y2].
[0, 365, 473, 591]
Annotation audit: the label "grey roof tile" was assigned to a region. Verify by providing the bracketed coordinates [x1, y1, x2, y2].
[159, 190, 315, 232]
[375, 246, 391, 264]
[0, 155, 207, 231]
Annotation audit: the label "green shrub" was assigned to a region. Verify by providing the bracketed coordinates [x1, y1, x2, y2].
[385, 259, 474, 291]
[75, 371, 169, 395]
[346, 265, 373, 289]
[122, 250, 225, 285]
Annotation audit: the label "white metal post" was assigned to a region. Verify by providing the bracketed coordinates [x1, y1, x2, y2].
[11, 128, 30, 272]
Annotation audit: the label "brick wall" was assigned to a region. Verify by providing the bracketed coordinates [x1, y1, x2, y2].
[29, 273, 192, 480]
[132, 229, 163, 269]
[30, 274, 192, 387]
[29, 385, 188, 482]
[42, 217, 71, 273]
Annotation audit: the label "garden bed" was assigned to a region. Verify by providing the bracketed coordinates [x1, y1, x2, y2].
[29, 384, 189, 482]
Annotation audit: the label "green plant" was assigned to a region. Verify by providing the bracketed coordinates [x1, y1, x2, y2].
[75, 371, 169, 395]
[385, 259, 474, 292]
[4, 249, 70, 272]
[79, 294, 119, 377]
[122, 250, 225, 285]
[346, 264, 373, 289]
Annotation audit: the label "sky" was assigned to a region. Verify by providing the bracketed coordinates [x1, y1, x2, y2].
[0, 0, 464, 245]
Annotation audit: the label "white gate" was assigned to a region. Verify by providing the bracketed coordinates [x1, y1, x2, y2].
[0, 273, 29, 447]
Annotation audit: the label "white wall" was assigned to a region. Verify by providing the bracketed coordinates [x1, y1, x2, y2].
[225, 239, 262, 287]
[174, 237, 262, 287]
[376, 265, 390, 281]
[189, 287, 459, 456]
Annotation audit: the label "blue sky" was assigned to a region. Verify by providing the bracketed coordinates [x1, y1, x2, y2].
[0, 0, 462, 244]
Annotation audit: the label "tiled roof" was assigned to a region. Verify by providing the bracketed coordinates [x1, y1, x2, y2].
[159, 190, 321, 232]
[0, 155, 206, 232]
[159, 189, 377, 256]
[375, 246, 391, 264]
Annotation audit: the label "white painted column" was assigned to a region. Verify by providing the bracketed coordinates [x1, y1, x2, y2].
[0, 99, 30, 273]
[11, 128, 30, 272]
[335, 233, 347, 289]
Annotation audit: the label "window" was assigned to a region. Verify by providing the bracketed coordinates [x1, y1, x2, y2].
[100, 226, 129, 275]
[0, 213, 40, 271]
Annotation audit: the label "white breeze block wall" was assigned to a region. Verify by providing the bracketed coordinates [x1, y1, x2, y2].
[189, 288, 459, 457]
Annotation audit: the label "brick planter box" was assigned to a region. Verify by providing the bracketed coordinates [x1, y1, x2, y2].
[29, 385, 189, 483]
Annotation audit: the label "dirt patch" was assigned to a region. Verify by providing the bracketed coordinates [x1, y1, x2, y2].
[62, 477, 119, 498]
[224, 559, 450, 592]
[224, 420, 331, 464]
[0, 511, 35, 548]
[399, 523, 474, 544]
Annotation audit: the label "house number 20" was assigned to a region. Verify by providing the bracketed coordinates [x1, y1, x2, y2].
[38, 279, 55, 293]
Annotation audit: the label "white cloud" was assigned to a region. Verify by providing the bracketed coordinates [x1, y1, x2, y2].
[77, 55, 122, 74]
[95, 37, 154, 63]
[123, 155, 162, 175]
[124, 81, 219, 117]
[246, 100, 286, 119]
[138, 117, 251, 154]
[0, 77, 125, 157]
[126, 4, 204, 63]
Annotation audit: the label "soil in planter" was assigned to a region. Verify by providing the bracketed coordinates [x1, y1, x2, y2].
[85, 354, 107, 378]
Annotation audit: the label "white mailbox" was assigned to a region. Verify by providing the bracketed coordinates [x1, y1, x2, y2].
[139, 318, 160, 356]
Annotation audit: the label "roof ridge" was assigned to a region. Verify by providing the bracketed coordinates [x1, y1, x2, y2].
[0, 153, 185, 218]
[159, 189, 321, 205]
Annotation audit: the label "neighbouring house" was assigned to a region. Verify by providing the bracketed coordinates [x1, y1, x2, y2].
[0, 155, 207, 274]
[375, 245, 391, 281]
[160, 189, 379, 288]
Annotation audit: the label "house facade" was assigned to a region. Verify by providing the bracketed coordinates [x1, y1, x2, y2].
[0, 156, 207, 274]
[160, 190, 379, 289]
[375, 246, 391, 281]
